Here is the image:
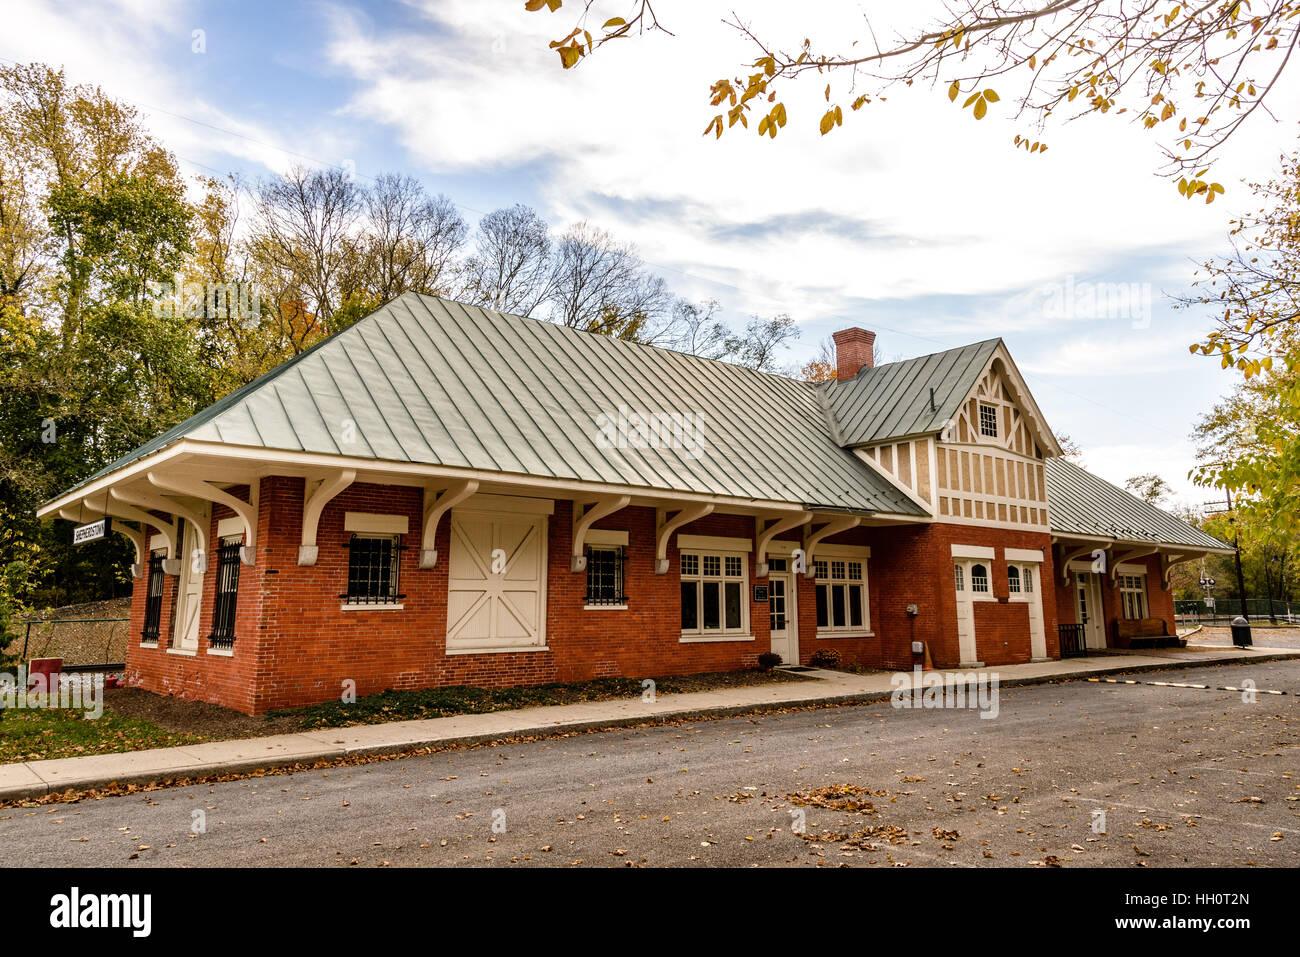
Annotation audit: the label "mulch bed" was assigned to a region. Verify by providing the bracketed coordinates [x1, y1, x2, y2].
[98, 668, 808, 740]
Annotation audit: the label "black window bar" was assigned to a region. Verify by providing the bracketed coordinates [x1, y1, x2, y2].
[208, 541, 242, 649]
[341, 534, 406, 604]
[584, 546, 627, 605]
[141, 554, 165, 644]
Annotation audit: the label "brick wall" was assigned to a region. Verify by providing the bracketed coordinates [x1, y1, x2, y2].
[124, 475, 1063, 714]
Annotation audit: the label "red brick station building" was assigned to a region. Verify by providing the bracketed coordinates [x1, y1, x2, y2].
[40, 294, 1230, 715]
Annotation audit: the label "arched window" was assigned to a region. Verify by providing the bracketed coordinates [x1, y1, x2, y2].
[970, 563, 989, 593]
[954, 564, 964, 592]
[1023, 566, 1034, 593]
[1008, 565, 1021, 593]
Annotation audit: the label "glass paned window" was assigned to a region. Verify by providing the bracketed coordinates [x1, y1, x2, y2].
[815, 553, 870, 635]
[1008, 565, 1021, 593]
[1023, 567, 1034, 593]
[681, 551, 747, 637]
[954, 564, 964, 592]
[970, 563, 989, 593]
[1120, 574, 1147, 619]
[979, 403, 998, 437]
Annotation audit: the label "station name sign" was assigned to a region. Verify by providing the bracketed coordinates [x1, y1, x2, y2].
[72, 517, 110, 544]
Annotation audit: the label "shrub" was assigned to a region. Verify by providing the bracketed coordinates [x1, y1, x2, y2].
[757, 652, 782, 670]
[808, 648, 842, 668]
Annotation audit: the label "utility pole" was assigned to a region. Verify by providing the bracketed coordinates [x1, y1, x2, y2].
[1226, 488, 1250, 621]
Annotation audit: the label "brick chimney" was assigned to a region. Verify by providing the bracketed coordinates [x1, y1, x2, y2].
[832, 327, 876, 381]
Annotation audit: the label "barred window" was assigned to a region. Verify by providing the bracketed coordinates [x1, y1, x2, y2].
[344, 533, 403, 604]
[979, 403, 998, 437]
[585, 546, 626, 606]
[208, 537, 242, 648]
[970, 563, 990, 593]
[141, 552, 165, 644]
[815, 558, 867, 633]
[1008, 565, 1021, 593]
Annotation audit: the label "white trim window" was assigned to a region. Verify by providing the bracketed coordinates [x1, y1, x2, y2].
[1008, 565, 1021, 594]
[969, 562, 990, 594]
[680, 550, 748, 637]
[344, 532, 403, 606]
[814, 558, 869, 634]
[1119, 573, 1147, 619]
[978, 402, 999, 437]
[584, 545, 627, 608]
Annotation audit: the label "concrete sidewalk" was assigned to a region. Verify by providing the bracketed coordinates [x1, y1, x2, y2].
[1, 644, 1295, 803]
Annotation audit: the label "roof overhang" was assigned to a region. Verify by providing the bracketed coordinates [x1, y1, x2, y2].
[1050, 530, 1235, 556]
[38, 439, 892, 523]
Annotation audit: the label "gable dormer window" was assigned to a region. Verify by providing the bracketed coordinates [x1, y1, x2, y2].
[979, 402, 998, 438]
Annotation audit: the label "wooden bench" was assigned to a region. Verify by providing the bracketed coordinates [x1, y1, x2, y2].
[1114, 617, 1185, 650]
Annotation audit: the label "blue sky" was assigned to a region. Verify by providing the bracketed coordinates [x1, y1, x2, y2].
[8, 0, 1298, 506]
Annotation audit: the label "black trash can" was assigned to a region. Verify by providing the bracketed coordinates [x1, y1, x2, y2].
[1230, 616, 1252, 647]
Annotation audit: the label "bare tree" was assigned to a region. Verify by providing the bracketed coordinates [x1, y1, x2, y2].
[730, 313, 800, 373]
[547, 221, 672, 339]
[460, 204, 554, 317]
[666, 298, 731, 359]
[353, 174, 466, 302]
[250, 165, 361, 330]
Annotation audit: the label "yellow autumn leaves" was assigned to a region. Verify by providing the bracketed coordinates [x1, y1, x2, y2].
[949, 82, 1000, 120]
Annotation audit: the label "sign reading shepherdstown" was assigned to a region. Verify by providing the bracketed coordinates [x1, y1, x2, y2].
[71, 517, 110, 545]
[38, 293, 1231, 716]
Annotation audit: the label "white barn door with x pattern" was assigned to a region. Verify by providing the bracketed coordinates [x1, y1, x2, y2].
[446, 501, 549, 652]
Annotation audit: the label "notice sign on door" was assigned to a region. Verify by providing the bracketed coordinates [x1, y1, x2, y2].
[72, 517, 110, 544]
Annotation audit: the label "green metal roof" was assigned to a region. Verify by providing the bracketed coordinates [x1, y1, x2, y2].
[1045, 458, 1230, 551]
[63, 294, 924, 515]
[823, 338, 1002, 446]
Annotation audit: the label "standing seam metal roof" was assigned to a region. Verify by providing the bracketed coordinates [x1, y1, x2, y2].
[824, 338, 1003, 446]
[63, 294, 923, 514]
[1045, 458, 1229, 550]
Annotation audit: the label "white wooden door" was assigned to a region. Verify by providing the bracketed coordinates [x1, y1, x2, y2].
[1074, 573, 1106, 650]
[447, 511, 547, 650]
[1024, 564, 1047, 659]
[768, 572, 797, 664]
[172, 506, 209, 651]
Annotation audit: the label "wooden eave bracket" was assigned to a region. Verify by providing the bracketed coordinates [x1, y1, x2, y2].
[1108, 546, 1159, 583]
[109, 485, 207, 574]
[298, 469, 356, 566]
[754, 511, 812, 578]
[104, 489, 178, 561]
[571, 495, 631, 572]
[418, 478, 479, 569]
[802, 515, 862, 577]
[1057, 542, 1104, 584]
[654, 503, 714, 574]
[148, 471, 258, 565]
[1161, 552, 1195, 591]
